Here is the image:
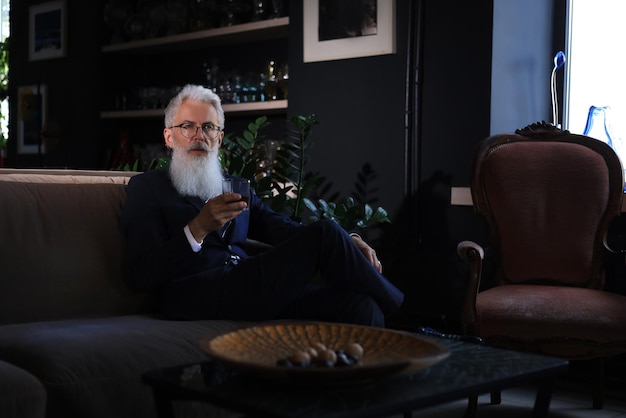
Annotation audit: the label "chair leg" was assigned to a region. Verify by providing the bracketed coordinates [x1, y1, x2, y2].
[490, 390, 501, 405]
[592, 357, 605, 409]
[532, 378, 554, 418]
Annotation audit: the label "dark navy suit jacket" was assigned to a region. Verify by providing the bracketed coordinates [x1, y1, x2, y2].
[120, 168, 304, 294]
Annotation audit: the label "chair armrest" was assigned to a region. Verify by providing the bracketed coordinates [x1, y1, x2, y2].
[457, 240, 485, 336]
[604, 232, 626, 257]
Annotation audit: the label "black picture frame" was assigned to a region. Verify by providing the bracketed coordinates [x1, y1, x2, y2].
[29, 0, 66, 61]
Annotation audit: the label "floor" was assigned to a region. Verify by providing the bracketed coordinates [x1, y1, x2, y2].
[398, 368, 626, 418]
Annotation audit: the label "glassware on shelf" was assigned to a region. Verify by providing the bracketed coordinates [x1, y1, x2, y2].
[242, 74, 259, 103]
[265, 60, 278, 100]
[232, 74, 243, 104]
[124, 14, 146, 41]
[198, 59, 285, 104]
[257, 72, 267, 102]
[189, 0, 219, 31]
[103, 0, 132, 44]
[251, 72, 262, 102]
[269, 0, 284, 18]
[277, 63, 288, 100]
[114, 91, 128, 111]
[203, 59, 220, 93]
[218, 78, 233, 104]
[145, 0, 168, 38]
[250, 0, 267, 22]
[220, 0, 252, 27]
[164, 0, 189, 35]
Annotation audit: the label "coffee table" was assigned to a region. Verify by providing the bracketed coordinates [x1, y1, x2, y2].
[143, 338, 568, 418]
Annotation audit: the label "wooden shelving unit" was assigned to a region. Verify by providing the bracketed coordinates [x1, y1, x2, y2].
[100, 17, 289, 118]
[102, 17, 289, 54]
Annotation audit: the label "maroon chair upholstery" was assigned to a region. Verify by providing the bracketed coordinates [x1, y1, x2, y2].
[457, 121, 626, 410]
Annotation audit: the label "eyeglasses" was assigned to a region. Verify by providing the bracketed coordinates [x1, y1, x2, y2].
[168, 122, 222, 140]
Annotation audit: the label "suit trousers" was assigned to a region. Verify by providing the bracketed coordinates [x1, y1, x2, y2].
[162, 220, 404, 327]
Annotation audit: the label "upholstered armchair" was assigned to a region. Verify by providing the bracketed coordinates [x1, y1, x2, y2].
[457, 121, 626, 410]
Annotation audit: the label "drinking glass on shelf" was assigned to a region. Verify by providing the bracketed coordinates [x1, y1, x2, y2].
[251, 0, 267, 21]
[269, 0, 283, 18]
[265, 60, 278, 100]
[277, 63, 288, 100]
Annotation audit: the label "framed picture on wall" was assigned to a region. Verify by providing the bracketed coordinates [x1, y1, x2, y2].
[29, 0, 66, 61]
[17, 85, 47, 155]
[303, 0, 396, 63]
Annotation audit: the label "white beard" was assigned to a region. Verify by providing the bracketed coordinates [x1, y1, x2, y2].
[169, 141, 224, 202]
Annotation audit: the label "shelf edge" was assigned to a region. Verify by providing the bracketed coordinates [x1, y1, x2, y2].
[102, 17, 289, 53]
[100, 100, 288, 119]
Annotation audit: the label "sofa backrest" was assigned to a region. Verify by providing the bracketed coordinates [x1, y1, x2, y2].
[0, 169, 154, 325]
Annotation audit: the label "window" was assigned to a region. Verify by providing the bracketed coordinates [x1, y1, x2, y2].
[564, 0, 626, 171]
[0, 0, 7, 39]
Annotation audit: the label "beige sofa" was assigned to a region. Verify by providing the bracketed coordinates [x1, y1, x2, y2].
[0, 169, 251, 418]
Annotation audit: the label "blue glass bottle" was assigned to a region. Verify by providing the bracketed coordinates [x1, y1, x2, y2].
[583, 105, 625, 191]
[583, 105, 615, 147]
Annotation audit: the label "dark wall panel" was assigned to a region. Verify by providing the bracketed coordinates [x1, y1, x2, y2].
[9, 0, 105, 169]
[288, 0, 410, 239]
[288, 0, 494, 329]
[8, 0, 495, 329]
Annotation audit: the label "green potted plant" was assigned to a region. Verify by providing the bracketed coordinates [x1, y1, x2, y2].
[135, 113, 391, 234]
[0, 129, 6, 160]
[220, 114, 391, 234]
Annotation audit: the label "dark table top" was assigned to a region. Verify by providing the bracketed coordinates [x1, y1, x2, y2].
[144, 338, 569, 418]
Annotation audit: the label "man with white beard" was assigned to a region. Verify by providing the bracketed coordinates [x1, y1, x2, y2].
[120, 84, 403, 327]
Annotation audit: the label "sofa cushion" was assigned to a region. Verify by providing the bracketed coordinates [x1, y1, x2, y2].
[0, 360, 46, 418]
[0, 171, 152, 324]
[0, 315, 250, 418]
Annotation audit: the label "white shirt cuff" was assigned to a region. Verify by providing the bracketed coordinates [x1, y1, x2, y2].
[183, 224, 203, 252]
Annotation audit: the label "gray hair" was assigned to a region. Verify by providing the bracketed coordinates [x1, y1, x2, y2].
[163, 84, 225, 130]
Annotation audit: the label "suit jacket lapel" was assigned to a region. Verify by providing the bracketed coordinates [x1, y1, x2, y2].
[221, 218, 235, 242]
[186, 196, 205, 211]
